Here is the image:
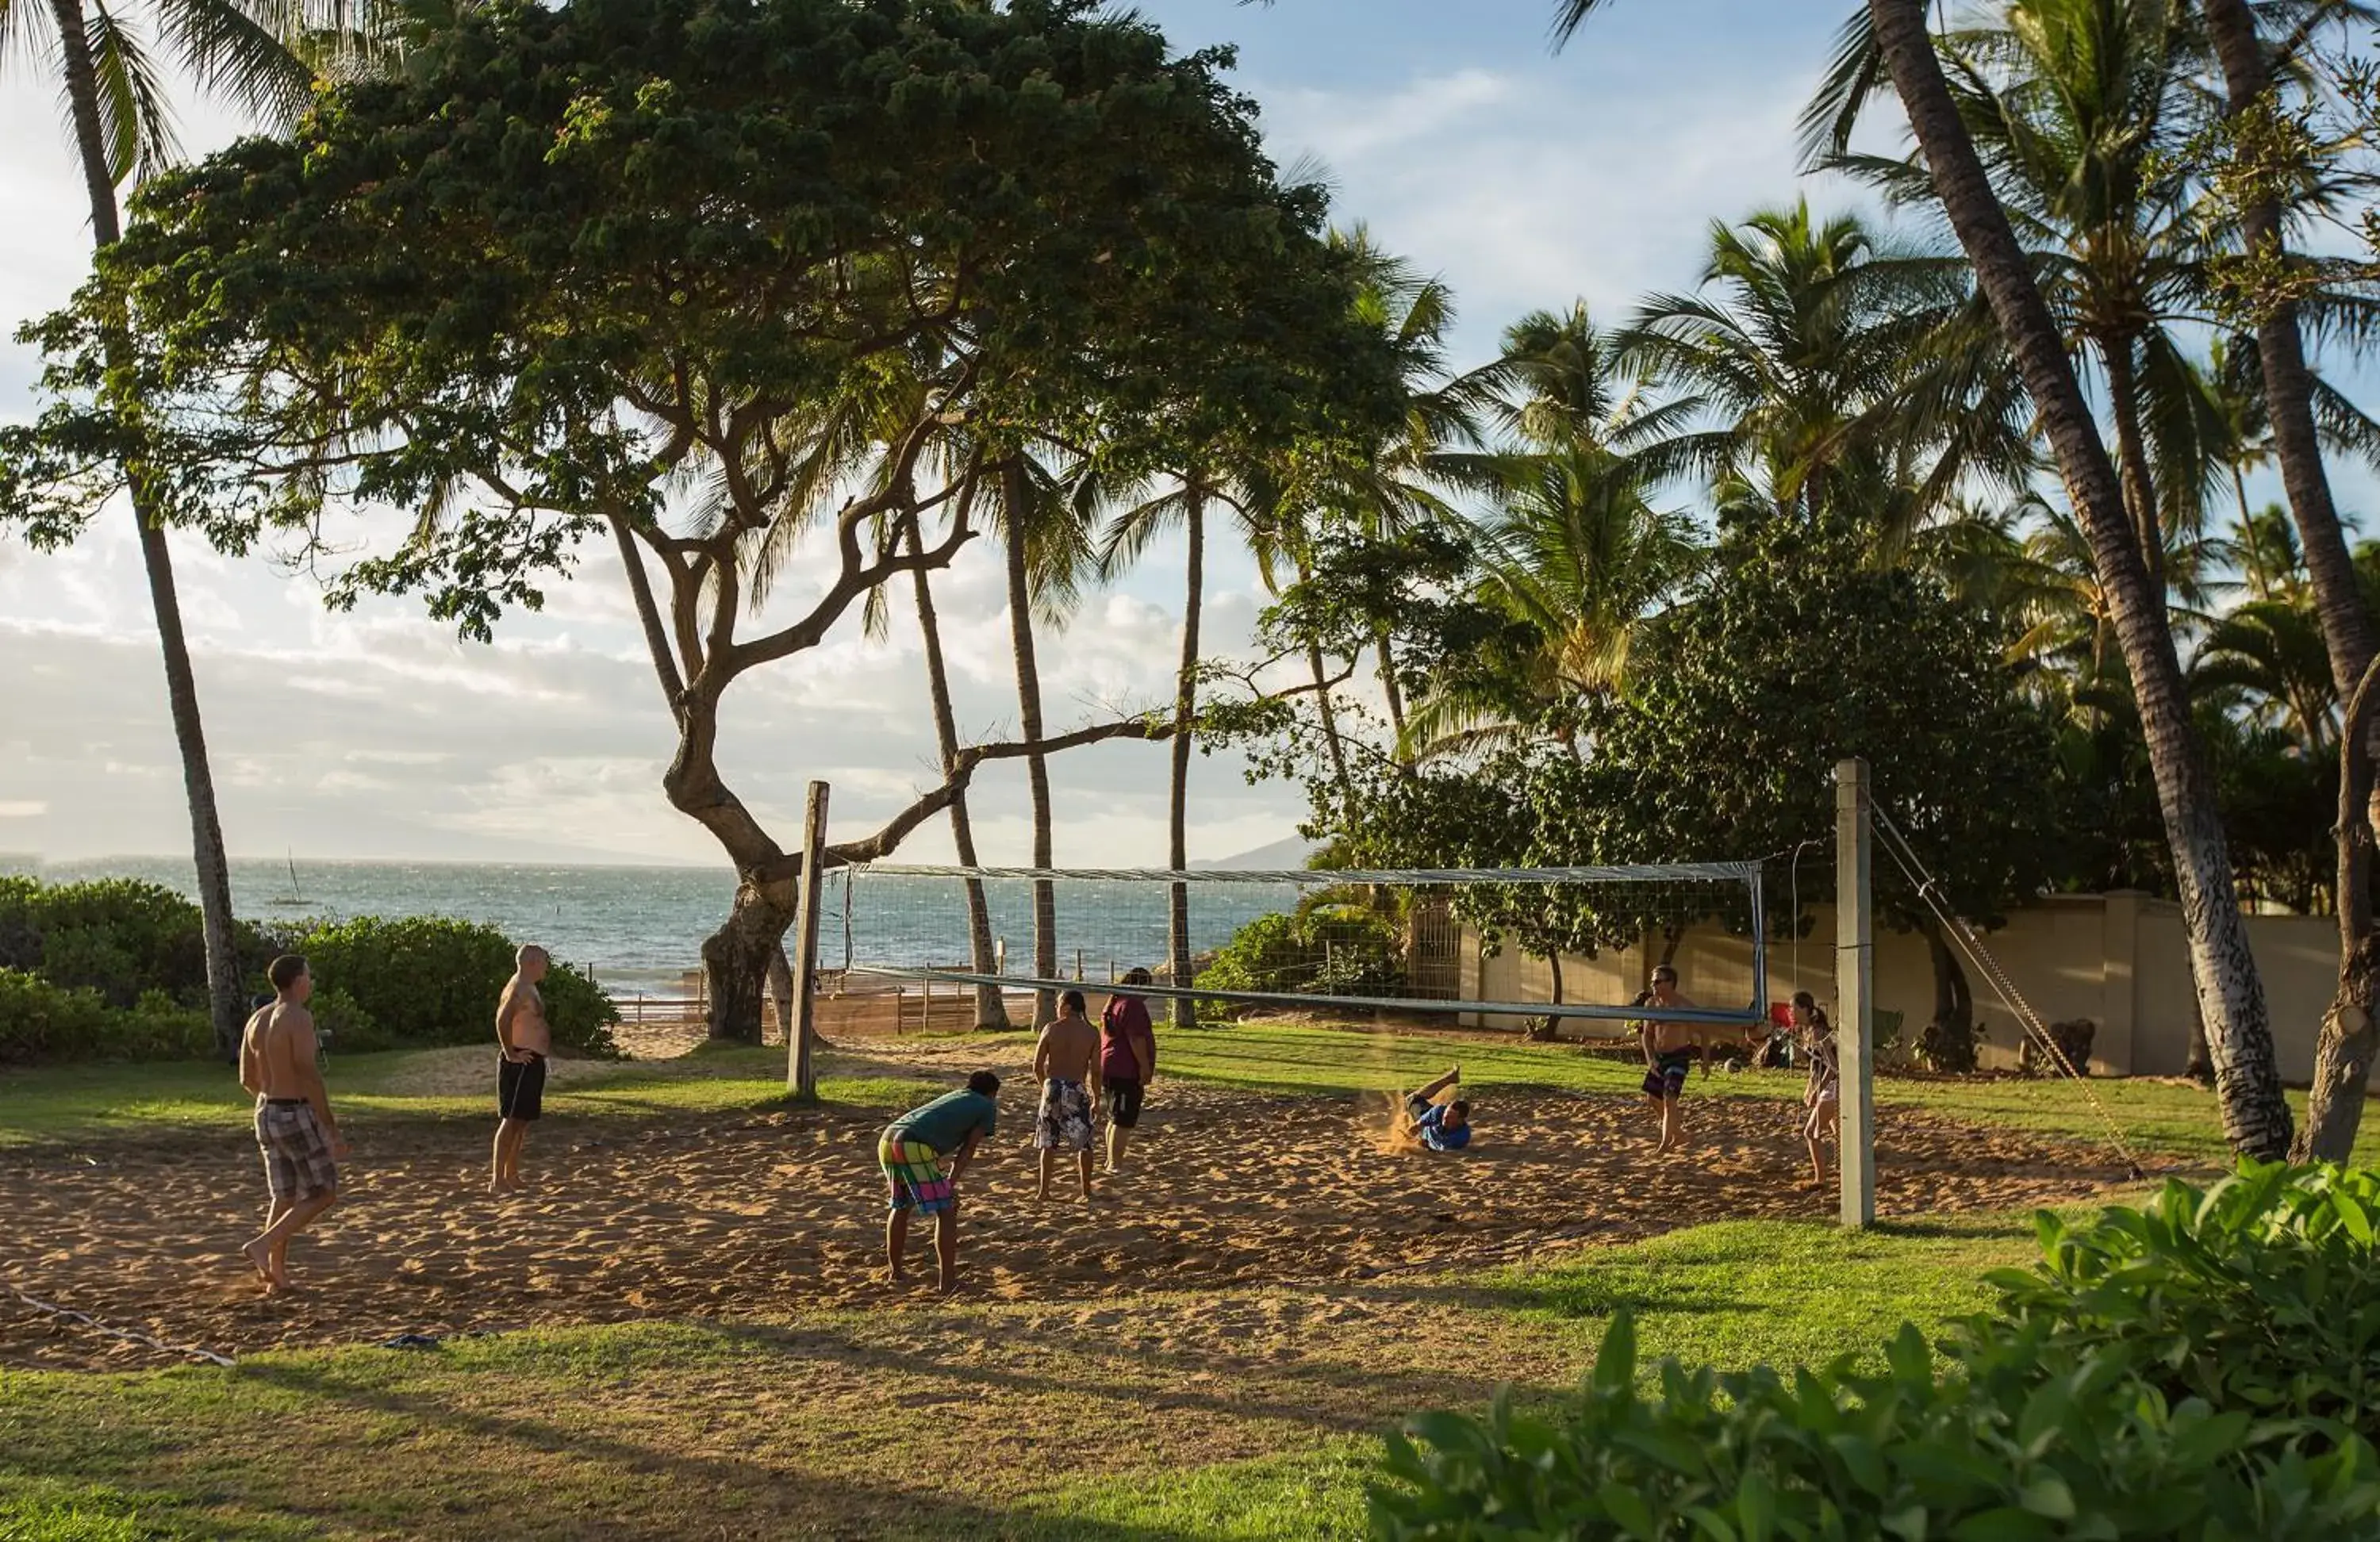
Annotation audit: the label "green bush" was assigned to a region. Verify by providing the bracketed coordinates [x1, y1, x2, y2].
[0, 971, 209, 1063]
[0, 875, 284, 1010]
[0, 969, 111, 1062]
[1981, 1164, 2380, 1443]
[1196, 891, 1405, 1017]
[298, 915, 618, 1057]
[1376, 1313, 2380, 1540]
[1377, 1166, 2380, 1539]
[305, 986, 392, 1054]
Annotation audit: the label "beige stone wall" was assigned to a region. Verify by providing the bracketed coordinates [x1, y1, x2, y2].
[1458, 892, 2360, 1084]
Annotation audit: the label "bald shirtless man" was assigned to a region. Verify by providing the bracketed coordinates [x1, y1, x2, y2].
[492, 945, 551, 1195]
[1033, 990, 1102, 1201]
[240, 954, 346, 1294]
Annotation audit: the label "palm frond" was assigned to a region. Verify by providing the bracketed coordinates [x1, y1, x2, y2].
[81, 1, 177, 186]
[1795, 4, 1883, 169]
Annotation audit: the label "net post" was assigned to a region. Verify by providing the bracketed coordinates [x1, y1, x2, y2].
[1749, 866, 1768, 1023]
[1836, 758, 1876, 1229]
[788, 780, 830, 1099]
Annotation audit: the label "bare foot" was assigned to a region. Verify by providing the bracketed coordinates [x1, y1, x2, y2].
[242, 1237, 274, 1283]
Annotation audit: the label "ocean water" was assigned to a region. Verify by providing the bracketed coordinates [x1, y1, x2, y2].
[25, 857, 1298, 995]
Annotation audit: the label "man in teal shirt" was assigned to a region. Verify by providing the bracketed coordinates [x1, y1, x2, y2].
[878, 1071, 1000, 1291]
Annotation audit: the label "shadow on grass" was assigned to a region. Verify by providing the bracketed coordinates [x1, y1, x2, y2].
[699, 1315, 1546, 1445]
[216, 1357, 1230, 1542]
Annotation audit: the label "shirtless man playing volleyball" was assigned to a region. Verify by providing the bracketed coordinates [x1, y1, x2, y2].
[239, 954, 346, 1295]
[1637, 965, 1724, 1156]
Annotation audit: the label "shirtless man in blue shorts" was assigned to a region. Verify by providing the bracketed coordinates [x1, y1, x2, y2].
[1638, 965, 1713, 1157]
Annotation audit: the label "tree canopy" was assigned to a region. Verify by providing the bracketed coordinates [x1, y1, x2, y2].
[2, 0, 1401, 1038]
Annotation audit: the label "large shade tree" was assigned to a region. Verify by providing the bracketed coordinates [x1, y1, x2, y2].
[9, 0, 1397, 1040]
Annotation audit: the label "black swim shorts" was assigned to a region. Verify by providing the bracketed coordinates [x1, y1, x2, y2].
[498, 1052, 547, 1122]
[1105, 1077, 1146, 1129]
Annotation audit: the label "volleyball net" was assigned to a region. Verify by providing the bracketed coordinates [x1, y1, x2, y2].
[817, 861, 1768, 1026]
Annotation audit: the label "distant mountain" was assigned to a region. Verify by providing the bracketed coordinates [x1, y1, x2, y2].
[1193, 834, 1315, 871]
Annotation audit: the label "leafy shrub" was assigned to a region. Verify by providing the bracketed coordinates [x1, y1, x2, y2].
[298, 915, 618, 1057]
[1374, 1312, 2380, 1540]
[0, 969, 111, 1062]
[0, 971, 209, 1063]
[110, 991, 214, 1060]
[0, 876, 285, 1010]
[1379, 1165, 2380, 1539]
[1982, 1164, 2380, 1444]
[1196, 891, 1405, 1018]
[305, 986, 392, 1055]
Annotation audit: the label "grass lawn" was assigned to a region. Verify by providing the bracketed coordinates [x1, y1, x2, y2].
[0, 1018, 2327, 1538]
[0, 1212, 2042, 1540]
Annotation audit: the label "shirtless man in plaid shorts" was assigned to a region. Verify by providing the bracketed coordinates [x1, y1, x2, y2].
[239, 954, 347, 1295]
[879, 1071, 1000, 1292]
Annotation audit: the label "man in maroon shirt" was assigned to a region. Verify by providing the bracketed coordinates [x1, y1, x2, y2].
[1099, 968, 1158, 1172]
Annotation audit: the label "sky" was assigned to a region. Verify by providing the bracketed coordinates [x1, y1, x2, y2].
[0, 0, 2278, 870]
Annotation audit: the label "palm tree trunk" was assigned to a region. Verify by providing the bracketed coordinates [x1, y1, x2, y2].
[910, 532, 1008, 1030]
[2200, 0, 2378, 703]
[1001, 467, 1058, 1028]
[2296, 656, 2380, 1160]
[1169, 486, 1205, 1029]
[1308, 640, 1353, 798]
[1376, 629, 1408, 753]
[52, 0, 244, 1060]
[2102, 338, 2165, 593]
[1869, 0, 2293, 1158]
[1295, 555, 1353, 801]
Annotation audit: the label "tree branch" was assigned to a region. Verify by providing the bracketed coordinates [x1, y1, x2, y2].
[824, 716, 1174, 867]
[610, 508, 685, 723]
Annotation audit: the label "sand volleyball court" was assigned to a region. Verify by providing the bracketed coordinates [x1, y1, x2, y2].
[2, 1037, 2136, 1371]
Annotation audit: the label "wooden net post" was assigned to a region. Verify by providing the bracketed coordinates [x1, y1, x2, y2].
[788, 780, 830, 1098]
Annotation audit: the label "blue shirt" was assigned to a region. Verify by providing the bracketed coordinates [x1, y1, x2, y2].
[1417, 1104, 1472, 1152]
[889, 1089, 998, 1156]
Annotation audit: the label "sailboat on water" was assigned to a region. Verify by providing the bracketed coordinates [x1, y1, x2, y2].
[268, 850, 309, 909]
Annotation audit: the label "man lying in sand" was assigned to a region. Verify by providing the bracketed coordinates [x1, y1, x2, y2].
[492, 944, 551, 1195]
[1034, 991, 1101, 1201]
[879, 1071, 1001, 1292]
[1637, 965, 1724, 1158]
[238, 954, 347, 1295]
[1400, 1066, 1472, 1152]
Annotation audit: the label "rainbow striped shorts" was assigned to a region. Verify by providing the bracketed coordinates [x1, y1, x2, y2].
[878, 1134, 956, 1216]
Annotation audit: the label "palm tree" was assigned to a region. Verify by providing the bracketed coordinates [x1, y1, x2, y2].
[5, 0, 376, 1058]
[1863, 0, 2293, 1157]
[993, 451, 1102, 1026]
[2198, 0, 2378, 715]
[1308, 230, 1503, 753]
[1557, 0, 2295, 1160]
[1102, 466, 1231, 1028]
[1403, 309, 1705, 755]
[1407, 445, 1701, 760]
[1621, 201, 2029, 540]
[771, 375, 1012, 1030]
